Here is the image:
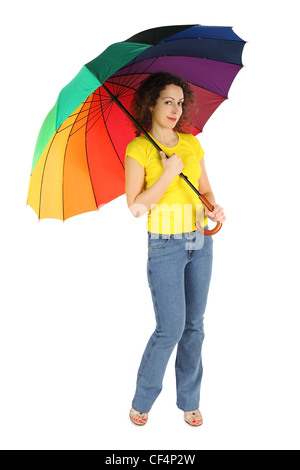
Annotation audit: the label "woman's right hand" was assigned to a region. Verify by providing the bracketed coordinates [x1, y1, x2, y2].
[160, 151, 184, 179]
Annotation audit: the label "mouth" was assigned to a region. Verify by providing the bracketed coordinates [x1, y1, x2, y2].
[167, 117, 177, 122]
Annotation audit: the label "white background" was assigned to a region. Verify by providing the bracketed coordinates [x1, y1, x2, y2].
[1, 0, 299, 450]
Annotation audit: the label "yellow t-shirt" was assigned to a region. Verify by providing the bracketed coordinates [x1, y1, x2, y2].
[125, 132, 208, 234]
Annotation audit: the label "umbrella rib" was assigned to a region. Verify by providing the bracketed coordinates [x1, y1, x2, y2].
[127, 37, 245, 66]
[85, 99, 113, 135]
[84, 91, 98, 210]
[69, 102, 111, 137]
[113, 57, 158, 98]
[114, 50, 243, 99]
[58, 96, 112, 133]
[61, 129, 72, 221]
[98, 88, 124, 171]
[62, 97, 94, 220]
[115, 68, 230, 99]
[38, 98, 94, 220]
[103, 83, 138, 101]
[106, 55, 138, 98]
[67, 99, 109, 119]
[58, 98, 112, 137]
[38, 99, 85, 219]
[110, 55, 139, 97]
[60, 105, 104, 135]
[63, 93, 100, 216]
[38, 133, 57, 220]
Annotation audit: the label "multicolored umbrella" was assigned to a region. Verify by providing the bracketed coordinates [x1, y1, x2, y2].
[27, 24, 246, 234]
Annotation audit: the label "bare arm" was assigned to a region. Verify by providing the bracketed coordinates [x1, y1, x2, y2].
[198, 157, 226, 223]
[198, 157, 216, 207]
[125, 152, 183, 217]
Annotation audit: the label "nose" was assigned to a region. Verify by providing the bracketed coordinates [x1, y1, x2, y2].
[172, 103, 182, 114]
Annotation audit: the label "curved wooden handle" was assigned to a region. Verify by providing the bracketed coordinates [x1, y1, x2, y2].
[196, 194, 223, 236]
[196, 220, 222, 236]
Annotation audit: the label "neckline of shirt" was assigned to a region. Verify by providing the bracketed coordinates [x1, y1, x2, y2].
[148, 132, 181, 149]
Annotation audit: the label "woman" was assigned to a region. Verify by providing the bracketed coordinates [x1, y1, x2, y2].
[125, 73, 226, 426]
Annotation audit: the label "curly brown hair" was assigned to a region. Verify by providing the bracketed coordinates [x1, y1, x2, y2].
[130, 72, 194, 136]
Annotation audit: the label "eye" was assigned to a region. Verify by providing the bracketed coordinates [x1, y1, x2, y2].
[178, 102, 183, 106]
[164, 100, 172, 105]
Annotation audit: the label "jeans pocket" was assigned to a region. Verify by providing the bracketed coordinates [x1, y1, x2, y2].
[148, 236, 171, 250]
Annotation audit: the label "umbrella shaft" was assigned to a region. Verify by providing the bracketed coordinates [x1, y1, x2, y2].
[102, 83, 163, 151]
[101, 83, 204, 200]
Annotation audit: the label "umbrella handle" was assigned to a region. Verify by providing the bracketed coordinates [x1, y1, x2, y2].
[196, 194, 223, 236]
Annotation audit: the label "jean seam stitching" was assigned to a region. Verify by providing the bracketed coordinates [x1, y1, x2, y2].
[137, 263, 161, 381]
[148, 265, 161, 331]
[137, 334, 158, 381]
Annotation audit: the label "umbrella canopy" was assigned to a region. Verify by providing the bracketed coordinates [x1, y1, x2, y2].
[27, 24, 246, 221]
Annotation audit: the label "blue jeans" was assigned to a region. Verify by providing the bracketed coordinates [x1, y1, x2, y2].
[132, 227, 213, 413]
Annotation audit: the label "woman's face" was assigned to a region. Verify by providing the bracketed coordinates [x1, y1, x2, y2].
[149, 84, 184, 130]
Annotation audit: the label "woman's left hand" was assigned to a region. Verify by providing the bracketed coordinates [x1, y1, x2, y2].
[205, 204, 226, 223]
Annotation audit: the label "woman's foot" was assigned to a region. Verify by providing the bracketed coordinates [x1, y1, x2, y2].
[129, 408, 148, 426]
[184, 410, 203, 427]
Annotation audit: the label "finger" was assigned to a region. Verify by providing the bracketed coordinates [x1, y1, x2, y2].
[159, 151, 166, 159]
[215, 214, 226, 223]
[206, 212, 217, 221]
[208, 209, 218, 218]
[213, 212, 223, 220]
[205, 209, 214, 217]
[206, 210, 225, 222]
[213, 208, 224, 218]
